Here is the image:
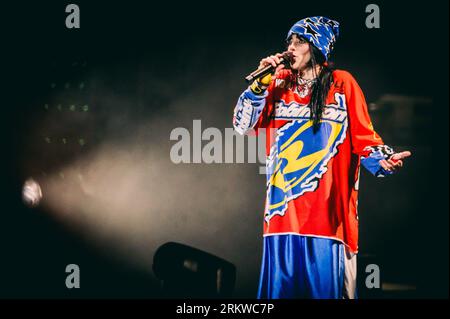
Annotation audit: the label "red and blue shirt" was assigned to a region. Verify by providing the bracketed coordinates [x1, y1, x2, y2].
[233, 69, 395, 253]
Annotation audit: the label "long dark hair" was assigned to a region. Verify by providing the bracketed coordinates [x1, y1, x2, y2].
[308, 45, 334, 132]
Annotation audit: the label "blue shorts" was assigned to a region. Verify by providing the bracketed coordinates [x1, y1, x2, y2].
[257, 234, 357, 299]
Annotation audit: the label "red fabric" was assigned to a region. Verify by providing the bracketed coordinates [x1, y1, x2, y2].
[254, 69, 384, 253]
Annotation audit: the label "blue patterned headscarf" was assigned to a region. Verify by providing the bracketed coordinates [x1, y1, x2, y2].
[286, 16, 340, 61]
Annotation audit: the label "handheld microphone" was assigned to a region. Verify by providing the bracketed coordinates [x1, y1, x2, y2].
[244, 52, 293, 83]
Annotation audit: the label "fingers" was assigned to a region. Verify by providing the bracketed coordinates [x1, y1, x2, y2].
[275, 64, 286, 73]
[380, 158, 404, 173]
[260, 55, 280, 67]
[391, 151, 412, 160]
[379, 159, 394, 172]
[379, 150, 411, 173]
[388, 159, 403, 170]
[260, 54, 283, 68]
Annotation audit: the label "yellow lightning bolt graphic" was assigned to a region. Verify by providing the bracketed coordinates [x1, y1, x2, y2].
[268, 120, 341, 210]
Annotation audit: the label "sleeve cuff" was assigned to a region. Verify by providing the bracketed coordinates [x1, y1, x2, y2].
[360, 145, 395, 177]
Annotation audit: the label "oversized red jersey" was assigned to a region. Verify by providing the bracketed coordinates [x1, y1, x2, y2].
[233, 69, 394, 253]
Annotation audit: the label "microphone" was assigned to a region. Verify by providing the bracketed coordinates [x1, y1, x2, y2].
[244, 52, 293, 83]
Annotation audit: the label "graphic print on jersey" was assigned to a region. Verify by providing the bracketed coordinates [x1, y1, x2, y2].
[264, 92, 348, 222]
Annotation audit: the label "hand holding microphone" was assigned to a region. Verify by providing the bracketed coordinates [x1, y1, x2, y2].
[245, 52, 292, 83]
[246, 52, 292, 95]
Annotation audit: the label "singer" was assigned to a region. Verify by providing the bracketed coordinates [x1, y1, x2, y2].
[232, 16, 411, 299]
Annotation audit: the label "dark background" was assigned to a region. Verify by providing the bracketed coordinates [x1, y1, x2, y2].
[1, 0, 448, 298]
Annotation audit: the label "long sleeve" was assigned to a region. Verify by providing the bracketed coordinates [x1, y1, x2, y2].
[233, 73, 277, 135]
[232, 88, 267, 135]
[342, 71, 395, 177]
